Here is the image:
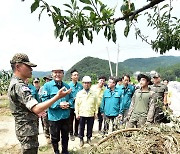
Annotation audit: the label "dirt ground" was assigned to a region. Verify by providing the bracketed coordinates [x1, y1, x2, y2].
[0, 113, 102, 154]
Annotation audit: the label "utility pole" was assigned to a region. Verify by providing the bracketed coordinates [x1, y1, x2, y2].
[116, 44, 120, 77]
[107, 47, 113, 76]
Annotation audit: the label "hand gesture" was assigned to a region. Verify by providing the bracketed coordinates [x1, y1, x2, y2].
[56, 87, 72, 98]
[38, 111, 47, 118]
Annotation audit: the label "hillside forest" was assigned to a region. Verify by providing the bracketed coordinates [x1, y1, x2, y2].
[1, 56, 180, 95]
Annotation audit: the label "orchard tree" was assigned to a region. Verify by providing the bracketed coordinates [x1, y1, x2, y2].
[26, 0, 179, 54]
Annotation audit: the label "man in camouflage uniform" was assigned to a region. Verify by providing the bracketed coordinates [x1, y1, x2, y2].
[126, 73, 155, 128]
[150, 72, 168, 123]
[8, 53, 71, 154]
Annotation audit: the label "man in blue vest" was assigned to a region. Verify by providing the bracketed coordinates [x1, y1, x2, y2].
[119, 74, 135, 122]
[100, 76, 122, 136]
[68, 69, 83, 141]
[41, 67, 73, 154]
[25, 78, 40, 103]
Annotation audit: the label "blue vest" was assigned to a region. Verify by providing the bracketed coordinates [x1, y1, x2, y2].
[41, 80, 73, 121]
[119, 84, 135, 114]
[100, 87, 122, 116]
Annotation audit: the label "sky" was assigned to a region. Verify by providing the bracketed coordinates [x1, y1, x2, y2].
[0, 0, 179, 71]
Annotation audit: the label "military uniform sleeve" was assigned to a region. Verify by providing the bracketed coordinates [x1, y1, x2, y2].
[147, 92, 155, 122]
[15, 84, 38, 111]
[163, 85, 168, 104]
[126, 91, 136, 119]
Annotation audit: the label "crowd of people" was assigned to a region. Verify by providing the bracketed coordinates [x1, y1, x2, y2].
[8, 53, 170, 154]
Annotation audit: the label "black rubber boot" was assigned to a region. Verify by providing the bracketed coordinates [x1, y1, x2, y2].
[52, 143, 59, 154]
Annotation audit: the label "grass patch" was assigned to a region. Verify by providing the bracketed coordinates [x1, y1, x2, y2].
[0, 99, 9, 108]
[39, 144, 52, 153]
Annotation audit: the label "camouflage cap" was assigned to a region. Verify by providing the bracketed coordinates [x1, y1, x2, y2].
[10, 53, 37, 67]
[152, 72, 160, 78]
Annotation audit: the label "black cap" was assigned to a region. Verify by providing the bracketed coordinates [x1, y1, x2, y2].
[137, 73, 152, 85]
[43, 75, 52, 81]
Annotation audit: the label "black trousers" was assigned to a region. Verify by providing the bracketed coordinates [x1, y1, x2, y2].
[79, 116, 94, 139]
[97, 107, 103, 131]
[49, 118, 69, 153]
[69, 108, 79, 135]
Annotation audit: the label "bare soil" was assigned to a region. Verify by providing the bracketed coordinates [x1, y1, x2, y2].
[0, 113, 102, 154]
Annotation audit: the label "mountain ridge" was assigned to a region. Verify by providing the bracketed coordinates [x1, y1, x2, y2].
[32, 56, 180, 80]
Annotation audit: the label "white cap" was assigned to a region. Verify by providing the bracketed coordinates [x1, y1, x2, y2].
[82, 76, 91, 82]
[52, 66, 64, 71]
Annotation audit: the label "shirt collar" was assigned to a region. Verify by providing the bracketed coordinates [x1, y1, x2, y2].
[52, 80, 63, 86]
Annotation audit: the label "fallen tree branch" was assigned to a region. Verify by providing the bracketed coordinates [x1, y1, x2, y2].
[97, 128, 140, 146]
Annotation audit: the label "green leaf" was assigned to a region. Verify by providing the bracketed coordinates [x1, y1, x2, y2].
[172, 17, 177, 20]
[107, 27, 111, 41]
[65, 10, 73, 15]
[100, 4, 106, 12]
[90, 12, 96, 21]
[85, 29, 90, 40]
[89, 31, 93, 43]
[83, 6, 94, 12]
[79, 0, 91, 5]
[160, 4, 169, 10]
[52, 6, 61, 15]
[68, 30, 74, 44]
[130, 3, 135, 11]
[120, 4, 128, 13]
[63, 4, 72, 9]
[124, 25, 130, 37]
[112, 29, 116, 43]
[59, 28, 66, 41]
[78, 31, 84, 44]
[54, 26, 61, 38]
[31, 0, 39, 13]
[104, 26, 108, 37]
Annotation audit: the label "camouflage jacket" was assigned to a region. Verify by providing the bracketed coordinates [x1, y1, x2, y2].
[8, 75, 39, 136]
[150, 83, 168, 103]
